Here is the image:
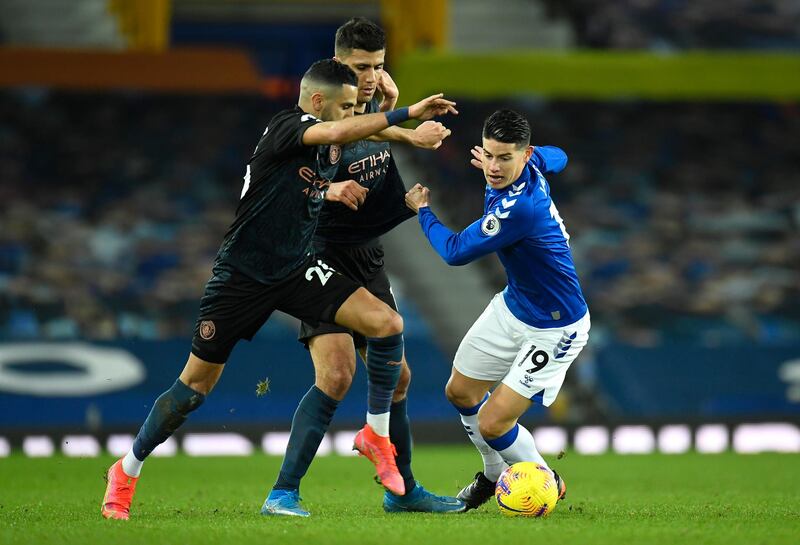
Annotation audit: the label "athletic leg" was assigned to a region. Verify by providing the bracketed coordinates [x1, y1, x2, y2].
[262, 334, 356, 517]
[271, 334, 355, 490]
[336, 288, 403, 434]
[445, 368, 509, 480]
[334, 288, 406, 495]
[358, 344, 415, 491]
[477, 384, 548, 468]
[102, 354, 223, 520]
[388, 359, 414, 492]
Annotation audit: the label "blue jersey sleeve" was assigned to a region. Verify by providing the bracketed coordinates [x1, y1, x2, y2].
[530, 146, 567, 174]
[418, 204, 530, 266]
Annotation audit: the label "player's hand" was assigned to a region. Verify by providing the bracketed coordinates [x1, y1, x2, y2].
[326, 180, 368, 211]
[408, 93, 458, 121]
[405, 183, 430, 213]
[412, 121, 452, 150]
[377, 70, 399, 112]
[470, 145, 485, 169]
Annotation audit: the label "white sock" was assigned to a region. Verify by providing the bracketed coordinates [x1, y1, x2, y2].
[460, 412, 508, 482]
[366, 411, 390, 436]
[492, 424, 549, 469]
[122, 449, 144, 477]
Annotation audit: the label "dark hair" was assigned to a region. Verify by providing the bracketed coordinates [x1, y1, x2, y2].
[335, 17, 386, 53]
[302, 58, 357, 87]
[482, 109, 531, 148]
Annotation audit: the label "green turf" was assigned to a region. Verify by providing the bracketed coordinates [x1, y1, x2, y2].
[1, 447, 798, 545]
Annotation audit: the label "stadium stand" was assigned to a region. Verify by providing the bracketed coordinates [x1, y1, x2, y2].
[547, 0, 800, 50]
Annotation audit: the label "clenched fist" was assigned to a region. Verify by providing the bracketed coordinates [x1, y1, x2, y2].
[326, 180, 368, 211]
[413, 121, 452, 150]
[405, 183, 430, 213]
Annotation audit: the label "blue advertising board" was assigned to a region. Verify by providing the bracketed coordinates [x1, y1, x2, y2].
[0, 336, 455, 430]
[3, 339, 799, 431]
[595, 344, 800, 418]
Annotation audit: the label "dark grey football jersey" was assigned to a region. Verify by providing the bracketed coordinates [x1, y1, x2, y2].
[214, 106, 342, 282]
[313, 99, 414, 245]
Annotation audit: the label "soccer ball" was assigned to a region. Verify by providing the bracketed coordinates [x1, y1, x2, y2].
[495, 462, 559, 517]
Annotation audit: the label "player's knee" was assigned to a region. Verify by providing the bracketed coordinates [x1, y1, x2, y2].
[444, 379, 474, 408]
[384, 309, 404, 336]
[477, 414, 506, 440]
[317, 372, 353, 401]
[371, 308, 403, 338]
[393, 364, 411, 401]
[181, 377, 217, 396]
[316, 359, 354, 400]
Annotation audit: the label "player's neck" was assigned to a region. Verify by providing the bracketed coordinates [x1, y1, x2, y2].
[354, 101, 368, 114]
[297, 99, 321, 118]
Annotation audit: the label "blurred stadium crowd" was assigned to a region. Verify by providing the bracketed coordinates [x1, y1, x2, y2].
[0, 92, 274, 340]
[1, 91, 798, 346]
[549, 0, 800, 50]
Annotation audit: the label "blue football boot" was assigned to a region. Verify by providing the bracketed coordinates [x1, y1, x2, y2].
[383, 482, 467, 513]
[260, 489, 310, 517]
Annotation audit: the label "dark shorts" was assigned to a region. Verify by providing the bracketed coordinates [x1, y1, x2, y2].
[298, 240, 397, 349]
[191, 256, 360, 364]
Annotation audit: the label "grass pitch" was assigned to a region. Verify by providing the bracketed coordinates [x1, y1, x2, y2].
[1, 446, 798, 545]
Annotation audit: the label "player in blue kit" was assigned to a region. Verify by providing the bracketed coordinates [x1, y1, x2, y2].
[404, 109, 590, 511]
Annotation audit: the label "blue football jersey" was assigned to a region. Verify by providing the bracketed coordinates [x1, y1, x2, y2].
[418, 146, 588, 328]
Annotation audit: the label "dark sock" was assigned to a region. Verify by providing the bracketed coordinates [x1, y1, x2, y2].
[365, 334, 404, 416]
[274, 386, 339, 491]
[390, 397, 416, 493]
[132, 379, 206, 460]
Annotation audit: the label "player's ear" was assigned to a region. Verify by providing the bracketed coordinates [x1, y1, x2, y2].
[310, 91, 325, 114]
[524, 145, 534, 162]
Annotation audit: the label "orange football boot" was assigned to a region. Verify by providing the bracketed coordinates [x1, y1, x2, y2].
[353, 424, 405, 496]
[101, 459, 139, 520]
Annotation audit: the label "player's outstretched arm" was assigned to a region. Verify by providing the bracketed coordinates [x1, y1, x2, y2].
[405, 183, 527, 266]
[368, 121, 452, 150]
[302, 93, 457, 146]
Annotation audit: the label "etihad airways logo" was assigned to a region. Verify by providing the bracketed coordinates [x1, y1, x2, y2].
[348, 149, 391, 184]
[298, 166, 331, 200]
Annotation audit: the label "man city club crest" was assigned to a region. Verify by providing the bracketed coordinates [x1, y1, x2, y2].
[481, 213, 501, 236]
[329, 145, 341, 164]
[199, 320, 216, 340]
